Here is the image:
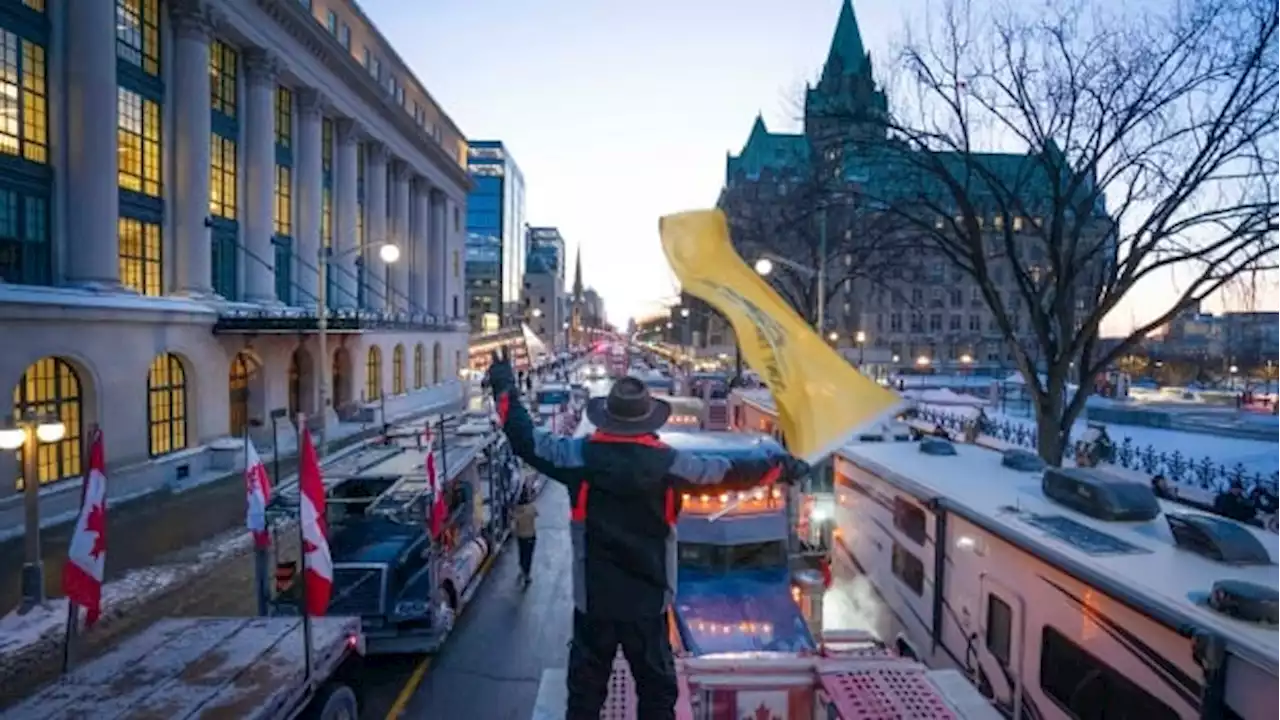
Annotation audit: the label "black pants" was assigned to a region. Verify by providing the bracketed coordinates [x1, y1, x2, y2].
[566, 610, 677, 720]
[517, 537, 535, 576]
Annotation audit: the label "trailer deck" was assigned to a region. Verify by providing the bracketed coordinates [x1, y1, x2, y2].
[5, 617, 361, 720]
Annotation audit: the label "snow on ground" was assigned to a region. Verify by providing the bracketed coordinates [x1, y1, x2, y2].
[920, 402, 1279, 478]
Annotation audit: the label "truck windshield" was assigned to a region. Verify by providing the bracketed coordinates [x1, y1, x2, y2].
[677, 541, 787, 572]
[536, 390, 570, 405]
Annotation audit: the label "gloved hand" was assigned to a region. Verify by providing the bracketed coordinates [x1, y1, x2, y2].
[486, 348, 519, 399]
[778, 455, 811, 484]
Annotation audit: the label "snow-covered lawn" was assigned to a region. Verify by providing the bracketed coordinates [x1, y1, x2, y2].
[920, 402, 1278, 478]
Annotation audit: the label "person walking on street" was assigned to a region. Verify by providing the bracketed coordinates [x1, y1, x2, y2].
[513, 487, 538, 586]
[485, 349, 809, 720]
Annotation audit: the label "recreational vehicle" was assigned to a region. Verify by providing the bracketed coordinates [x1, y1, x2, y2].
[833, 433, 1278, 719]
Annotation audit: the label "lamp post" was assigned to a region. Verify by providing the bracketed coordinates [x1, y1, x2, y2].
[316, 241, 399, 457]
[754, 244, 826, 333]
[0, 410, 68, 611]
[854, 330, 866, 368]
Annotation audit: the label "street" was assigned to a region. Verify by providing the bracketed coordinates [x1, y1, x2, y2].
[358, 479, 573, 719]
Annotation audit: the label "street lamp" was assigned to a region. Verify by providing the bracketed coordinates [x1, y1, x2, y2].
[854, 331, 866, 368]
[680, 307, 690, 318]
[531, 308, 543, 318]
[916, 355, 931, 368]
[0, 410, 68, 611]
[316, 242, 399, 457]
[753, 247, 827, 333]
[827, 331, 838, 343]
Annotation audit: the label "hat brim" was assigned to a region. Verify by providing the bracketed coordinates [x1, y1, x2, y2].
[585, 396, 671, 436]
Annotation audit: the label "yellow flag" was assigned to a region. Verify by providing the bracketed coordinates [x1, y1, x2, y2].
[659, 209, 904, 462]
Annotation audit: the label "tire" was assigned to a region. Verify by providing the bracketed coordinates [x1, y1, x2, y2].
[305, 683, 358, 720]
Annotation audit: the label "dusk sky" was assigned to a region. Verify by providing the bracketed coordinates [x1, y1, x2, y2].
[364, 0, 1275, 333]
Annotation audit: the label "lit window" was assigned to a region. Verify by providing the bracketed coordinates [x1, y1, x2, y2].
[0, 29, 48, 164]
[118, 217, 161, 296]
[414, 344, 425, 389]
[366, 346, 382, 401]
[321, 187, 332, 248]
[13, 357, 82, 489]
[116, 0, 160, 75]
[209, 133, 238, 218]
[392, 345, 405, 394]
[117, 87, 162, 197]
[274, 165, 292, 236]
[274, 86, 292, 148]
[22, 0, 45, 11]
[210, 41, 238, 118]
[147, 353, 188, 457]
[1012, 216, 1024, 232]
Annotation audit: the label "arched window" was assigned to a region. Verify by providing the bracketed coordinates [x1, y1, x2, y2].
[229, 352, 254, 437]
[365, 346, 382, 401]
[413, 344, 425, 389]
[288, 351, 302, 418]
[432, 342, 442, 384]
[392, 344, 405, 395]
[147, 353, 188, 457]
[12, 357, 83, 488]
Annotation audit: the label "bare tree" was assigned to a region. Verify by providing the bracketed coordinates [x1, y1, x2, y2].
[861, 0, 1278, 464]
[719, 148, 918, 329]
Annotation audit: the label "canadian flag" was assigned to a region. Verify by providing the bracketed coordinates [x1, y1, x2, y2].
[298, 428, 332, 616]
[424, 426, 445, 538]
[63, 428, 107, 627]
[244, 439, 272, 549]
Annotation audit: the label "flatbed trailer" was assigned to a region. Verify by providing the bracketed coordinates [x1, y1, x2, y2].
[4, 617, 365, 720]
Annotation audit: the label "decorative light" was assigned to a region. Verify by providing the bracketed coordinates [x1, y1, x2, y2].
[855, 331, 866, 344]
[0, 426, 25, 451]
[36, 421, 66, 443]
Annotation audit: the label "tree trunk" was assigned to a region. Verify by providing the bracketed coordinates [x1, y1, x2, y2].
[1033, 371, 1070, 466]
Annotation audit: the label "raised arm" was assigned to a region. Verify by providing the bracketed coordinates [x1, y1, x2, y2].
[667, 449, 810, 491]
[489, 349, 583, 485]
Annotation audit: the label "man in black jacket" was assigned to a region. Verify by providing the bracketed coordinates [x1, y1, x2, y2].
[486, 349, 808, 720]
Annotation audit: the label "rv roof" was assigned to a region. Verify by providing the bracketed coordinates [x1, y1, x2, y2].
[838, 440, 1279, 672]
[735, 389, 775, 413]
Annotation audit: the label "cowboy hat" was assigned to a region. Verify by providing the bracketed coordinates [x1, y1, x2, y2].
[586, 376, 671, 436]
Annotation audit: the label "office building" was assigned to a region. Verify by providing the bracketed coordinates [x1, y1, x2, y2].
[521, 226, 567, 346]
[526, 226, 566, 286]
[0, 0, 469, 520]
[465, 140, 525, 331]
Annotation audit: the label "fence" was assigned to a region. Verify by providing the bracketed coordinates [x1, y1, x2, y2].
[915, 407, 1279, 495]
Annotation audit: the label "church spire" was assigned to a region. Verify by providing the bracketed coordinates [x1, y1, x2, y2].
[572, 245, 583, 301]
[821, 0, 868, 81]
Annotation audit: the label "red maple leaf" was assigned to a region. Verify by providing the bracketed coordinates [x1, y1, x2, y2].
[745, 703, 781, 720]
[85, 503, 107, 559]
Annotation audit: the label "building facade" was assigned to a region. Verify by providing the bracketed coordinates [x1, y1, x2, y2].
[719, 0, 1108, 373]
[521, 226, 567, 347]
[0, 0, 470, 513]
[464, 139, 524, 331]
[526, 226, 565, 287]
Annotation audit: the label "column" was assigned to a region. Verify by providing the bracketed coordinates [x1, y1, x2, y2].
[295, 89, 324, 309]
[170, 2, 214, 297]
[242, 48, 280, 304]
[364, 142, 388, 312]
[64, 0, 119, 288]
[428, 189, 447, 317]
[389, 162, 411, 312]
[332, 119, 360, 308]
[411, 182, 430, 313]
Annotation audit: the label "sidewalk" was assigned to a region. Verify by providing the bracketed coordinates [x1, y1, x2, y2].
[0, 382, 466, 618]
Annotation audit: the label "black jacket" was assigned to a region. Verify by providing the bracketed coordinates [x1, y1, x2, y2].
[496, 389, 789, 620]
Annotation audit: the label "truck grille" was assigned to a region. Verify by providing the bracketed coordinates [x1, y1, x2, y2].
[330, 565, 387, 617]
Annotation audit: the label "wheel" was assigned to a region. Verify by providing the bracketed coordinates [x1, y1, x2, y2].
[433, 585, 457, 635]
[305, 683, 358, 720]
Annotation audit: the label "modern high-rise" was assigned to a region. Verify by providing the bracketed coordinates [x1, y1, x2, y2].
[521, 226, 567, 346]
[0, 0, 470, 528]
[465, 140, 525, 331]
[526, 226, 566, 286]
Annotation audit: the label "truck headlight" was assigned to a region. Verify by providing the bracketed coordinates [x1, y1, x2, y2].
[394, 600, 430, 618]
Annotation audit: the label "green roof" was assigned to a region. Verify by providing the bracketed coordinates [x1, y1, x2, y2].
[822, 0, 868, 80]
[725, 115, 808, 183]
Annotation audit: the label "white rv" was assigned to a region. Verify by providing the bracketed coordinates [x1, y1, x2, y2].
[833, 434, 1277, 720]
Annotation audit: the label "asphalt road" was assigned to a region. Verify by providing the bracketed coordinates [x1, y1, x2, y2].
[357, 463, 574, 720]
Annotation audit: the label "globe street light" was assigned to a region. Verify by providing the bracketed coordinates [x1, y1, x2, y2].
[378, 242, 401, 264]
[854, 330, 867, 367]
[0, 411, 68, 611]
[753, 258, 774, 276]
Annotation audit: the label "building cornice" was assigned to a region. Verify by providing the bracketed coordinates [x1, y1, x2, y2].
[252, 0, 472, 193]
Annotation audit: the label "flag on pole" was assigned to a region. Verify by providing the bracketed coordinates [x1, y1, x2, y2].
[63, 428, 107, 627]
[659, 209, 904, 462]
[244, 439, 272, 549]
[424, 425, 445, 538]
[297, 428, 332, 616]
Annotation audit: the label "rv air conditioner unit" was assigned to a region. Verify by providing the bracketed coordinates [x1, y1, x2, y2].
[1001, 449, 1045, 472]
[919, 438, 957, 456]
[1041, 467, 1160, 522]
[1165, 512, 1273, 566]
[1206, 579, 1278, 626]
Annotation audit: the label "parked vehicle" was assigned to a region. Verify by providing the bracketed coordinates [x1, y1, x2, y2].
[834, 431, 1278, 719]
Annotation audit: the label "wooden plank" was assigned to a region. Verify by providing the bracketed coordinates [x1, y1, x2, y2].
[4, 619, 250, 720]
[104, 618, 300, 720]
[193, 617, 359, 720]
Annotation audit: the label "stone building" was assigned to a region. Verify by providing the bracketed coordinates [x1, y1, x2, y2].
[0, 0, 469, 510]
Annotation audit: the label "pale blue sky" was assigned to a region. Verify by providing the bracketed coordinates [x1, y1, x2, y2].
[363, 0, 1274, 332]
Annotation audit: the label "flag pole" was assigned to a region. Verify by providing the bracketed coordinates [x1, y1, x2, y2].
[298, 416, 313, 683]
